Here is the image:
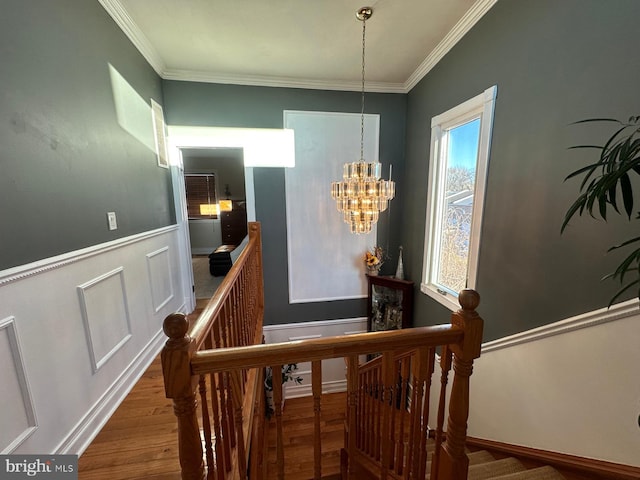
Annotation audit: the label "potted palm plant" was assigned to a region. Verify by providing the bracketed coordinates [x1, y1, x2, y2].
[562, 115, 640, 305]
[264, 363, 303, 416]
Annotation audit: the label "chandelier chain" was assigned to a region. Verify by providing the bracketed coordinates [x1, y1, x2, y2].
[360, 16, 366, 161]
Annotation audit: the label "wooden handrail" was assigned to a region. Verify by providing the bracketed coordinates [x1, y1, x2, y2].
[191, 325, 463, 374]
[189, 226, 263, 347]
[162, 222, 265, 480]
[163, 231, 484, 480]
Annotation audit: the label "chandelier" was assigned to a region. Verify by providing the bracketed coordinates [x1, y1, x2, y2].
[330, 6, 395, 234]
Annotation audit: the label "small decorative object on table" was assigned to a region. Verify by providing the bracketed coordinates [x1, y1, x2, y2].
[365, 246, 385, 276]
[264, 363, 303, 417]
[395, 245, 405, 280]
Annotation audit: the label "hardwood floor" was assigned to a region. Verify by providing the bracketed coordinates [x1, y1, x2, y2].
[78, 357, 182, 480]
[265, 393, 346, 480]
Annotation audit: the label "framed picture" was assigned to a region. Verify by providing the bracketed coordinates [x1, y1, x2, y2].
[151, 99, 169, 168]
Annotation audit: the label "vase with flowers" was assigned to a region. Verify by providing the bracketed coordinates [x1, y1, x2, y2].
[365, 246, 384, 275]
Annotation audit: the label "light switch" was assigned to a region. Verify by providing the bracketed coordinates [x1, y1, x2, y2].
[107, 212, 118, 231]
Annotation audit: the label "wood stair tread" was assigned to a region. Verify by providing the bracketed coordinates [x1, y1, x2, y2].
[468, 457, 526, 480]
[426, 449, 496, 475]
[488, 466, 565, 480]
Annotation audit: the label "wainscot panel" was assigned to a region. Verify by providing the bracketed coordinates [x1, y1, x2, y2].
[0, 226, 185, 455]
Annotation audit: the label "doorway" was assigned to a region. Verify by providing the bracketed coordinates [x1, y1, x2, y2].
[181, 147, 247, 300]
[167, 125, 258, 313]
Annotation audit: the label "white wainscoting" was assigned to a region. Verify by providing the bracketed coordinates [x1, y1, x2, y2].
[78, 267, 132, 373]
[264, 317, 367, 399]
[0, 226, 186, 455]
[0, 316, 37, 453]
[428, 299, 640, 467]
[146, 247, 174, 313]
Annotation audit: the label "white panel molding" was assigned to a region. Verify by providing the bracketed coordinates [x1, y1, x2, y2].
[0, 317, 37, 454]
[288, 334, 321, 342]
[0, 225, 177, 287]
[263, 317, 367, 333]
[403, 0, 499, 92]
[284, 111, 378, 304]
[146, 246, 175, 313]
[55, 323, 173, 455]
[344, 329, 366, 335]
[78, 268, 133, 373]
[482, 297, 640, 353]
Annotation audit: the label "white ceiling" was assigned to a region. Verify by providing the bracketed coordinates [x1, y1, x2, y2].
[100, 0, 496, 93]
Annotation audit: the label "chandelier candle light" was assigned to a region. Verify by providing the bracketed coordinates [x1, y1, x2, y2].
[330, 6, 395, 234]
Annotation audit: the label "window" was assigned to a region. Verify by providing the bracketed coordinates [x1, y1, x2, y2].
[185, 174, 218, 219]
[422, 85, 497, 311]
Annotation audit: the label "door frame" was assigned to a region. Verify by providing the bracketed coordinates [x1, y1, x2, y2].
[167, 126, 258, 312]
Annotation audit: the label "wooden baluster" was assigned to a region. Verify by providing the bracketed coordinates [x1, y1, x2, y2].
[366, 370, 376, 456]
[312, 360, 322, 480]
[272, 364, 285, 480]
[198, 375, 215, 477]
[212, 322, 231, 474]
[363, 367, 369, 452]
[418, 348, 436, 479]
[437, 289, 483, 480]
[389, 359, 398, 472]
[374, 366, 381, 461]
[356, 367, 362, 450]
[225, 371, 236, 448]
[379, 352, 395, 479]
[209, 373, 225, 480]
[346, 355, 358, 479]
[431, 345, 453, 480]
[407, 347, 429, 480]
[396, 357, 410, 476]
[161, 313, 205, 480]
[229, 369, 247, 480]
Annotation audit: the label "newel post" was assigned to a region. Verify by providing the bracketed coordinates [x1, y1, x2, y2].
[437, 289, 483, 480]
[161, 313, 205, 480]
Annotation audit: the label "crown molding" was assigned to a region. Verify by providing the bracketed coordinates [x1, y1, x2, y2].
[162, 68, 407, 94]
[403, 0, 498, 92]
[99, 0, 497, 94]
[98, 0, 166, 76]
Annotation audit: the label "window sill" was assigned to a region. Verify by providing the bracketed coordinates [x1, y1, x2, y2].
[420, 283, 460, 312]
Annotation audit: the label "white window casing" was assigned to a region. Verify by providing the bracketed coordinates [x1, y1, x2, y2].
[421, 85, 497, 311]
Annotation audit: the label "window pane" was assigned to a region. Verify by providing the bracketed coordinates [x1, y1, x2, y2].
[185, 174, 217, 219]
[435, 118, 480, 294]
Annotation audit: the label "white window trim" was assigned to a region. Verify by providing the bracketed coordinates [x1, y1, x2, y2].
[421, 85, 497, 311]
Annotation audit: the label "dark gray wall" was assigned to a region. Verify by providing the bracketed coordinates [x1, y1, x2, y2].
[0, 0, 174, 270]
[163, 82, 407, 324]
[403, 0, 640, 340]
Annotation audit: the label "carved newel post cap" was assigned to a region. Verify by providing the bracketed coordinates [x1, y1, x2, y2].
[458, 289, 480, 311]
[163, 313, 189, 341]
